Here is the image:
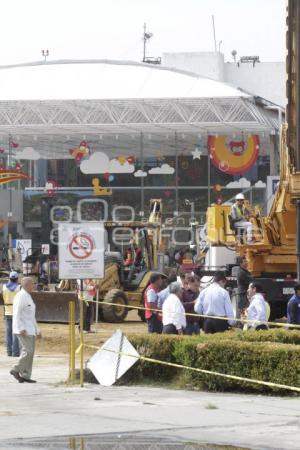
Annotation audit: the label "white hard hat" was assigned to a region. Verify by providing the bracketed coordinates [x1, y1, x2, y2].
[235, 193, 245, 200]
[9, 270, 18, 279]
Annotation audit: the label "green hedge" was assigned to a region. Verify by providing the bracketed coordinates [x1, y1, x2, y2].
[119, 331, 300, 394]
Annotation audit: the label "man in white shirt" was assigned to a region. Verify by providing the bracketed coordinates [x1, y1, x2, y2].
[194, 272, 235, 334]
[10, 277, 41, 383]
[162, 282, 186, 335]
[246, 282, 268, 330]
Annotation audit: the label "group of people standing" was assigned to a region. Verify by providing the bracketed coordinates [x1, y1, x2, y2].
[144, 271, 201, 335]
[144, 258, 272, 335]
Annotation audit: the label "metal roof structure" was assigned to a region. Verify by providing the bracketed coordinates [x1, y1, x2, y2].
[0, 60, 280, 137]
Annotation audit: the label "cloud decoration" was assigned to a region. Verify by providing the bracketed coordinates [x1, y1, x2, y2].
[254, 180, 267, 188]
[148, 164, 175, 175]
[109, 158, 135, 173]
[134, 170, 147, 178]
[18, 147, 41, 160]
[80, 152, 135, 174]
[225, 177, 251, 188]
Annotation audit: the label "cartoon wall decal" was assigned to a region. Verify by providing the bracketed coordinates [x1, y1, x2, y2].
[0, 169, 31, 185]
[44, 180, 60, 197]
[92, 178, 112, 196]
[18, 147, 41, 160]
[191, 148, 202, 159]
[69, 141, 90, 164]
[254, 180, 267, 188]
[117, 155, 127, 165]
[80, 152, 135, 174]
[126, 156, 136, 164]
[148, 164, 175, 175]
[208, 135, 259, 175]
[226, 177, 251, 188]
[134, 170, 147, 178]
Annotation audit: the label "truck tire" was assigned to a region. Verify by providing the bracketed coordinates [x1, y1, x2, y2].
[102, 289, 128, 322]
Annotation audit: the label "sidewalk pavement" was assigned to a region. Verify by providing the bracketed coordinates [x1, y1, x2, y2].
[0, 354, 300, 450]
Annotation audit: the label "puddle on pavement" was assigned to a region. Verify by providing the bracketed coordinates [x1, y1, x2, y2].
[0, 434, 251, 450]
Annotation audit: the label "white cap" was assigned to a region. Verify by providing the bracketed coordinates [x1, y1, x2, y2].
[9, 270, 18, 279]
[235, 193, 245, 200]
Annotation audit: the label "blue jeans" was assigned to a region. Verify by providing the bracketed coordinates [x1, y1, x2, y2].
[184, 322, 200, 336]
[5, 316, 20, 356]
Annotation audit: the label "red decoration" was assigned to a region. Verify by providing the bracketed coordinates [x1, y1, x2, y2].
[45, 179, 59, 197]
[15, 162, 21, 171]
[164, 190, 172, 198]
[0, 147, 4, 154]
[103, 172, 110, 181]
[10, 141, 19, 148]
[127, 156, 136, 164]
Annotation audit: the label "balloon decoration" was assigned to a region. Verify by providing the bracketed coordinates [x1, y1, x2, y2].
[69, 141, 90, 164]
[164, 190, 172, 198]
[208, 135, 259, 175]
[108, 175, 114, 182]
[10, 141, 19, 149]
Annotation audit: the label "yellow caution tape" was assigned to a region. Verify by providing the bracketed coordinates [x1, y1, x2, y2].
[84, 344, 300, 393]
[87, 298, 300, 330]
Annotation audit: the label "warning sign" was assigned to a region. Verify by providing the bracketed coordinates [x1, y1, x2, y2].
[58, 223, 105, 279]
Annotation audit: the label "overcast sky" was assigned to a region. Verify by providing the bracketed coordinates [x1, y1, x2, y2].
[0, 0, 285, 65]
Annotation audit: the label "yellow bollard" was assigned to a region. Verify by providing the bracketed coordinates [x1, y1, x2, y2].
[79, 280, 84, 387]
[68, 301, 76, 383]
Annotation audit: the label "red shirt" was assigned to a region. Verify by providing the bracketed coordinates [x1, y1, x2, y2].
[144, 284, 160, 320]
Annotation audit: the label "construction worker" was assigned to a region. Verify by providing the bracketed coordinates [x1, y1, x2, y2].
[230, 193, 253, 243]
[144, 273, 163, 333]
[3, 271, 20, 357]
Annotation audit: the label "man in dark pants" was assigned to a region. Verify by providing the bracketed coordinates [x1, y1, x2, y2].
[144, 273, 163, 333]
[194, 272, 235, 334]
[287, 284, 300, 326]
[236, 256, 252, 318]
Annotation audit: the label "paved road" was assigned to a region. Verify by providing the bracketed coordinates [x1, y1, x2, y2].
[0, 354, 300, 450]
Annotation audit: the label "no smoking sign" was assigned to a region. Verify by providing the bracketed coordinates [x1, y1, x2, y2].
[69, 232, 94, 259]
[58, 223, 105, 279]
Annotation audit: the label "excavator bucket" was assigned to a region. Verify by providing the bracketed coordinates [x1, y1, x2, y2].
[32, 291, 79, 323]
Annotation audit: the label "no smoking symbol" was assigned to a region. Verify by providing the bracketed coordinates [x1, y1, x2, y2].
[69, 233, 94, 259]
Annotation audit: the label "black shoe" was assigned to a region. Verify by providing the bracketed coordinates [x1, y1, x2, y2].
[12, 354, 20, 357]
[20, 377, 37, 383]
[7, 353, 12, 357]
[9, 369, 24, 383]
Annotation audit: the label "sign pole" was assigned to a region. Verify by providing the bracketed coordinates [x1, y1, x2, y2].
[80, 279, 84, 387]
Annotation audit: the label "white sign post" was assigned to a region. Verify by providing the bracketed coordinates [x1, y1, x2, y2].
[58, 223, 105, 280]
[58, 222, 105, 386]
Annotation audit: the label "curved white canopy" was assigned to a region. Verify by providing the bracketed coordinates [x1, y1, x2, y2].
[0, 60, 248, 101]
